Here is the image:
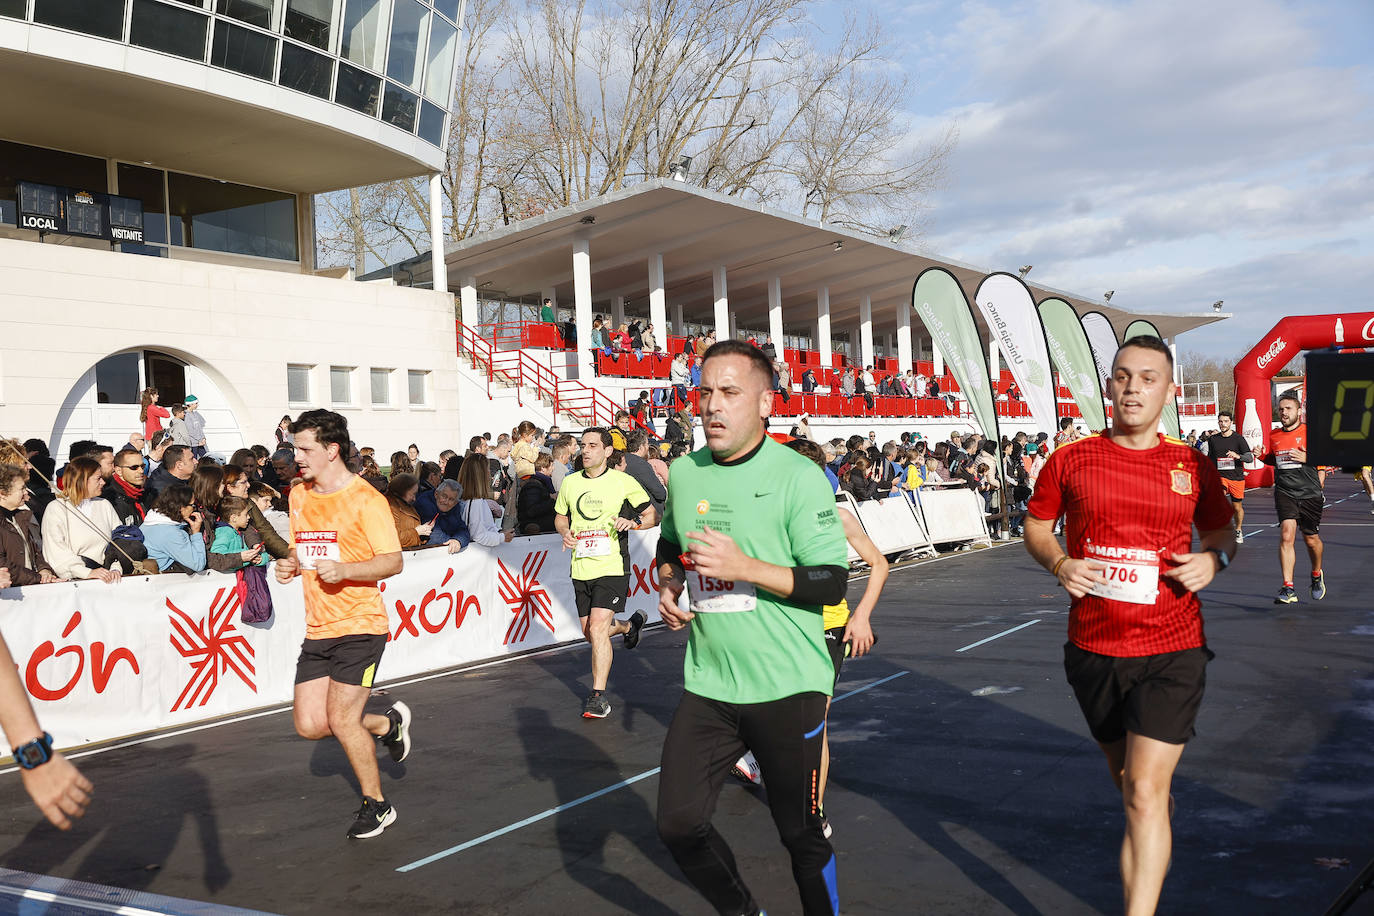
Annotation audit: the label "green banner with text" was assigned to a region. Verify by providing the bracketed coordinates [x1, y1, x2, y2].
[912, 267, 999, 441]
[1121, 319, 1181, 438]
[1038, 297, 1107, 430]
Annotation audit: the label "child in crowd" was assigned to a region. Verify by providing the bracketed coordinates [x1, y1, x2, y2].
[167, 404, 192, 446]
[249, 481, 291, 543]
[922, 457, 946, 485]
[209, 496, 265, 571]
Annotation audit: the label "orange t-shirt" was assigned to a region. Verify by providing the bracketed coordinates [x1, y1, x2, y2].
[289, 474, 401, 639]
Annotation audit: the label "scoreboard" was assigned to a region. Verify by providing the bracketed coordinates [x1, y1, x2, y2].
[14, 181, 144, 243]
[1305, 350, 1374, 468]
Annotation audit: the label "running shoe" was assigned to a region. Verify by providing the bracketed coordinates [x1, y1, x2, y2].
[819, 805, 833, 839]
[623, 611, 647, 650]
[1235, 530, 1244, 544]
[347, 797, 396, 839]
[1310, 571, 1326, 601]
[380, 701, 411, 762]
[582, 693, 611, 719]
[1274, 585, 1298, 605]
[731, 751, 762, 786]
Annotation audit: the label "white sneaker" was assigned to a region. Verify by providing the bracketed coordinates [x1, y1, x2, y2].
[731, 751, 762, 786]
[1235, 530, 1244, 544]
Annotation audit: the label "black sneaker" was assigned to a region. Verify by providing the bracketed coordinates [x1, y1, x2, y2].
[582, 693, 611, 719]
[623, 611, 647, 650]
[1274, 585, 1298, 605]
[1310, 572, 1326, 601]
[347, 797, 396, 839]
[380, 701, 411, 762]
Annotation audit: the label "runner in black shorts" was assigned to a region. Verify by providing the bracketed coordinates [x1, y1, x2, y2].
[1023, 337, 1236, 915]
[554, 428, 655, 719]
[1266, 391, 1325, 603]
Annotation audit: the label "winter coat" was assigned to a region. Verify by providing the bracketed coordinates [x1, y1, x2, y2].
[40, 498, 119, 580]
[210, 522, 266, 570]
[389, 497, 427, 549]
[515, 473, 558, 534]
[0, 505, 54, 585]
[139, 509, 207, 573]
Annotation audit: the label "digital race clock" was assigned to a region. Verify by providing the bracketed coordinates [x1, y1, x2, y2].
[1305, 350, 1374, 468]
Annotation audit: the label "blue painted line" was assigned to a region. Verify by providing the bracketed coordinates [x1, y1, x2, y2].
[395, 671, 913, 873]
[803, 721, 826, 740]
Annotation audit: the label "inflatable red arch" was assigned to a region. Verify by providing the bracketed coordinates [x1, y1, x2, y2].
[1235, 311, 1374, 486]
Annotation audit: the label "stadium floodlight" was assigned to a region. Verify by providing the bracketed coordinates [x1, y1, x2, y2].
[1103, 290, 1115, 302]
[888, 225, 908, 242]
[1018, 265, 1033, 278]
[668, 155, 693, 181]
[1212, 300, 1224, 312]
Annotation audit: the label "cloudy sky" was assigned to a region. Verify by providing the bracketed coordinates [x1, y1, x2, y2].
[820, 0, 1374, 358]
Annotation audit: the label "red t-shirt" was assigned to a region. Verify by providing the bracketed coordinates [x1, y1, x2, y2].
[1027, 434, 1234, 657]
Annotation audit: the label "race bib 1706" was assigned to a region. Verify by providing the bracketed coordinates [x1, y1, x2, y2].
[1084, 544, 1160, 605]
[297, 531, 340, 570]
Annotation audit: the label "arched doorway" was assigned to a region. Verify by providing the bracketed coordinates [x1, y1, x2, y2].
[51, 349, 245, 459]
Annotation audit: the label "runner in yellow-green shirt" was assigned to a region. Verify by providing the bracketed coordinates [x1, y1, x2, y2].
[554, 427, 656, 719]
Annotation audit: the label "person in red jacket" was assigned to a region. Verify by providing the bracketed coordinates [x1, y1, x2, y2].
[140, 387, 171, 440]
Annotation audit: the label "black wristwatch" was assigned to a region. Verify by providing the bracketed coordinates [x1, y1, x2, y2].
[1209, 548, 1230, 572]
[12, 732, 53, 770]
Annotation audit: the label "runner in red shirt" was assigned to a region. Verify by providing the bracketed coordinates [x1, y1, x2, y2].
[1024, 335, 1236, 916]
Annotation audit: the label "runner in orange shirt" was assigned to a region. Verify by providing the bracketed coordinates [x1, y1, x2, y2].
[274, 410, 411, 838]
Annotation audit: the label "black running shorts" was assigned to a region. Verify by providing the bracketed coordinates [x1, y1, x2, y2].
[824, 626, 848, 689]
[573, 574, 630, 617]
[295, 633, 387, 687]
[1063, 642, 1213, 745]
[1274, 490, 1323, 536]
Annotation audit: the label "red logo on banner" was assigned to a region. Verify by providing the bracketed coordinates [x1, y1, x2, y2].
[24, 611, 140, 702]
[499, 551, 555, 645]
[168, 587, 256, 712]
[384, 568, 483, 642]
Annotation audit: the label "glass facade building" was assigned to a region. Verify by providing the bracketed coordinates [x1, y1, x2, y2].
[15, 0, 460, 147]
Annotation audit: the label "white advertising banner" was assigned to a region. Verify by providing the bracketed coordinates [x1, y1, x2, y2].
[974, 273, 1059, 432]
[0, 532, 668, 751]
[1080, 311, 1119, 391]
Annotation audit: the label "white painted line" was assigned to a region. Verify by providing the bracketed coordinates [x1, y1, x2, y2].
[956, 619, 1041, 653]
[0, 885, 169, 915]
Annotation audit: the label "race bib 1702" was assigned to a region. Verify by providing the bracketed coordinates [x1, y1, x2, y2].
[297, 531, 340, 570]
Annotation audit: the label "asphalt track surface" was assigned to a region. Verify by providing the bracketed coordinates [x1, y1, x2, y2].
[1, 480, 1373, 915]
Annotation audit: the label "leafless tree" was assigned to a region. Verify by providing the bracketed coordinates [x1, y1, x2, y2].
[315, 0, 956, 270]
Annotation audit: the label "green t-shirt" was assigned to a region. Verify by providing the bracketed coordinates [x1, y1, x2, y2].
[554, 467, 652, 580]
[661, 436, 847, 703]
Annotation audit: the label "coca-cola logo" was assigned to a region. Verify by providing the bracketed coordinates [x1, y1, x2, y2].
[1364, 317, 1374, 342]
[1256, 337, 1286, 370]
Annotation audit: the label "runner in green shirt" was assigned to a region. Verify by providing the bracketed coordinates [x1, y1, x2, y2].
[655, 340, 848, 916]
[554, 427, 655, 719]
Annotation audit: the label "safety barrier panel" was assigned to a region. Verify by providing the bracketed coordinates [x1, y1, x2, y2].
[915, 486, 992, 546]
[851, 494, 936, 559]
[0, 532, 667, 752]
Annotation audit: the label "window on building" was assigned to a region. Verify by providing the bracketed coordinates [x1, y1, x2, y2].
[115, 163, 169, 249]
[287, 365, 311, 404]
[33, 0, 127, 40]
[423, 18, 457, 102]
[129, 0, 210, 61]
[385, 0, 427, 91]
[432, 0, 460, 24]
[335, 61, 381, 117]
[0, 0, 26, 19]
[0, 141, 109, 222]
[211, 19, 278, 80]
[95, 352, 141, 405]
[283, 0, 331, 50]
[330, 366, 353, 405]
[217, 0, 274, 29]
[417, 99, 445, 146]
[407, 370, 428, 406]
[279, 41, 333, 98]
[168, 171, 298, 260]
[381, 83, 417, 132]
[370, 368, 391, 405]
[340, 0, 389, 72]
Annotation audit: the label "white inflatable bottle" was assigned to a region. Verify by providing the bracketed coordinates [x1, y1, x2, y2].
[1239, 397, 1264, 467]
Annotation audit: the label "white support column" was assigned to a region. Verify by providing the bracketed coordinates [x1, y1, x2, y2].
[672, 302, 684, 336]
[648, 254, 667, 341]
[934, 343, 944, 377]
[859, 294, 874, 368]
[713, 266, 729, 340]
[612, 296, 625, 329]
[883, 332, 892, 361]
[988, 335, 999, 382]
[817, 287, 832, 368]
[1168, 338, 1180, 385]
[573, 238, 593, 380]
[896, 301, 913, 373]
[429, 173, 447, 294]
[767, 277, 784, 352]
[459, 274, 477, 326]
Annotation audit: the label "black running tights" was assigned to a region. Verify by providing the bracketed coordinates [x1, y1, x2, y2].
[656, 690, 837, 916]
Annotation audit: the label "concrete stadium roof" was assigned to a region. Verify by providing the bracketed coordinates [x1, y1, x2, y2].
[399, 179, 1229, 341]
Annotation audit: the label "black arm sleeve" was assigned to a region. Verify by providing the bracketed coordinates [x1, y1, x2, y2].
[790, 564, 849, 606]
[655, 535, 683, 570]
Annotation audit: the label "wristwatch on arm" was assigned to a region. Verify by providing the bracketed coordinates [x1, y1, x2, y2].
[12, 732, 54, 769]
[1209, 548, 1230, 572]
